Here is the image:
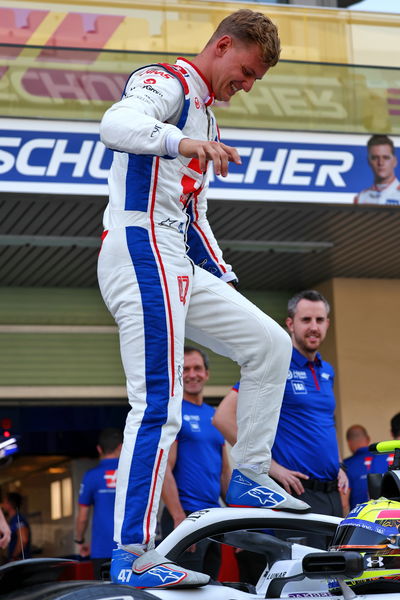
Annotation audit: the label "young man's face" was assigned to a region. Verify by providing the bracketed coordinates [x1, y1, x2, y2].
[211, 36, 269, 102]
[368, 144, 397, 184]
[183, 351, 209, 396]
[286, 299, 330, 357]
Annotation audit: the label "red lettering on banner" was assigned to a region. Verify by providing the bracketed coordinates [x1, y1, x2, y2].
[177, 275, 189, 305]
[22, 68, 126, 100]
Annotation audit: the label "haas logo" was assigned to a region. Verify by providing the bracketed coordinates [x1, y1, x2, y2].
[104, 469, 117, 488]
[177, 275, 189, 305]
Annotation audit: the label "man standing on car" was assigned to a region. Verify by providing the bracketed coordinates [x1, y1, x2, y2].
[214, 290, 348, 547]
[98, 8, 308, 590]
[160, 346, 231, 579]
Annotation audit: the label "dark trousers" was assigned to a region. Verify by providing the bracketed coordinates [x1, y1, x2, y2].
[278, 487, 343, 549]
[160, 507, 221, 579]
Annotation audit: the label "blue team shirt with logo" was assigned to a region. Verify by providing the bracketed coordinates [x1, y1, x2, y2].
[79, 457, 119, 558]
[173, 400, 225, 512]
[344, 446, 392, 509]
[234, 347, 339, 480]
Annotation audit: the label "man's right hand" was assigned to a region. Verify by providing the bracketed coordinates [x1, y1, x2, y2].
[178, 138, 241, 177]
[269, 461, 309, 495]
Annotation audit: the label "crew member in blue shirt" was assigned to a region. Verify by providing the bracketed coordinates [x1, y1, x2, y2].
[75, 427, 122, 578]
[161, 346, 231, 578]
[214, 290, 349, 547]
[343, 424, 393, 510]
[2, 492, 31, 562]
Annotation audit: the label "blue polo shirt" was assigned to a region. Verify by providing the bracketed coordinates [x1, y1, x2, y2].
[233, 347, 339, 480]
[8, 513, 31, 560]
[79, 457, 119, 558]
[173, 399, 225, 512]
[343, 446, 392, 509]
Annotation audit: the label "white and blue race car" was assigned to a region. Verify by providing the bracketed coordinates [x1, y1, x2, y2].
[2, 440, 400, 600]
[0, 505, 398, 600]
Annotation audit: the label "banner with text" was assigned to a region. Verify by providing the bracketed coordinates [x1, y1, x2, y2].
[1, 119, 399, 203]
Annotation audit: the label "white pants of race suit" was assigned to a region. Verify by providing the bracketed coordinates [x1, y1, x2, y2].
[98, 225, 291, 549]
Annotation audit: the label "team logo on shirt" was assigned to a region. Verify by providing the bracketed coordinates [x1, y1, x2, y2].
[104, 469, 117, 488]
[143, 78, 156, 85]
[194, 96, 201, 109]
[183, 414, 201, 432]
[291, 381, 307, 394]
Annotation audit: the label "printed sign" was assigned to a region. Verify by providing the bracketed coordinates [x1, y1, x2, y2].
[1, 119, 399, 203]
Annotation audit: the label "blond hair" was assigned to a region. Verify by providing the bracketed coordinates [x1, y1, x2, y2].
[207, 9, 280, 67]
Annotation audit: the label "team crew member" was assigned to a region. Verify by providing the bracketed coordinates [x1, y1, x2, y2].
[214, 290, 348, 547]
[354, 134, 400, 205]
[161, 347, 231, 578]
[98, 9, 308, 590]
[75, 428, 122, 578]
[2, 492, 31, 562]
[343, 425, 391, 510]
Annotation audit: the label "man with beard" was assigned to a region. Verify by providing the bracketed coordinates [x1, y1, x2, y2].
[160, 346, 230, 579]
[214, 290, 348, 546]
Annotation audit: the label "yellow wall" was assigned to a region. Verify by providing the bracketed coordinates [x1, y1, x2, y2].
[4, 0, 400, 66]
[316, 278, 400, 458]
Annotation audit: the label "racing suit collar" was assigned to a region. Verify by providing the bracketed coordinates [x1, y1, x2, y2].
[177, 57, 215, 106]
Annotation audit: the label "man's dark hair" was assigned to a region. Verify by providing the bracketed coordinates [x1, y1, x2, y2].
[98, 428, 123, 454]
[287, 289, 330, 318]
[367, 134, 395, 156]
[391, 412, 400, 439]
[6, 492, 23, 511]
[184, 345, 209, 370]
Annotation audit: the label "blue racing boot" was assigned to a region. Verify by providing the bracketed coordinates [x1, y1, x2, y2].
[110, 547, 210, 588]
[226, 468, 310, 512]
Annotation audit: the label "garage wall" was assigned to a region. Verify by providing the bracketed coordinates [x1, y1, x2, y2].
[317, 278, 400, 458]
[0, 287, 290, 394]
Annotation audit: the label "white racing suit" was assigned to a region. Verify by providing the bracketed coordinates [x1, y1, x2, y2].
[98, 57, 291, 549]
[354, 177, 400, 205]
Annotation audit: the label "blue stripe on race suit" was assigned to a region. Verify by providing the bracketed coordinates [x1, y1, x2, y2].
[185, 202, 222, 277]
[176, 97, 190, 130]
[125, 154, 154, 211]
[122, 225, 170, 544]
